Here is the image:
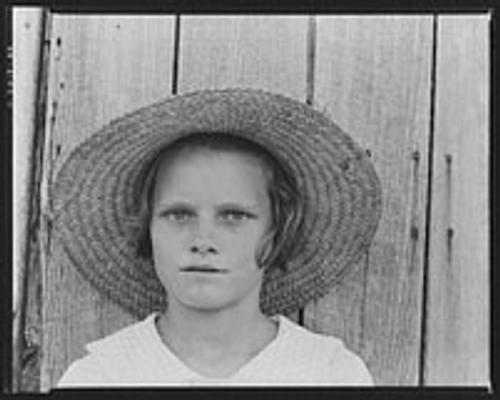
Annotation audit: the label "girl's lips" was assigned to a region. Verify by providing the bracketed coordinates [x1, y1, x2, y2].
[180, 265, 229, 273]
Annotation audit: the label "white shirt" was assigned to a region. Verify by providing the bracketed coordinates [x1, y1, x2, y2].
[57, 314, 374, 387]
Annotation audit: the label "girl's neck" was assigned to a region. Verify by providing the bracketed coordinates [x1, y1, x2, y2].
[155, 296, 278, 365]
[159, 302, 271, 350]
[155, 301, 278, 378]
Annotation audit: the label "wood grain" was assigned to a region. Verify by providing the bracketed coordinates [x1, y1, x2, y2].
[41, 15, 176, 390]
[13, 7, 43, 319]
[178, 15, 309, 101]
[424, 15, 489, 385]
[13, 8, 45, 392]
[303, 16, 434, 385]
[13, 8, 49, 392]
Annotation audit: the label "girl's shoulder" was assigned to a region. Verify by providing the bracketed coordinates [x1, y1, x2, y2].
[85, 314, 157, 356]
[57, 314, 159, 387]
[274, 315, 374, 385]
[276, 314, 345, 350]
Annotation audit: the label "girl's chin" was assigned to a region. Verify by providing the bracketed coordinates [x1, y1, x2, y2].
[170, 290, 242, 313]
[179, 299, 237, 313]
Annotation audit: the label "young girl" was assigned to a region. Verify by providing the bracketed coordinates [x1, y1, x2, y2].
[53, 89, 382, 386]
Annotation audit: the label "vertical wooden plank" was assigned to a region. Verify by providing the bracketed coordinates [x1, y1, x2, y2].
[177, 15, 309, 323]
[304, 16, 433, 385]
[41, 15, 176, 390]
[178, 15, 308, 100]
[425, 15, 489, 385]
[13, 7, 45, 392]
[13, 6, 43, 323]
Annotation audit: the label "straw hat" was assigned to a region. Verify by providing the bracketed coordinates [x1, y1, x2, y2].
[52, 88, 382, 319]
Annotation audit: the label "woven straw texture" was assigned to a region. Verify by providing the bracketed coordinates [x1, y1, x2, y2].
[52, 88, 382, 319]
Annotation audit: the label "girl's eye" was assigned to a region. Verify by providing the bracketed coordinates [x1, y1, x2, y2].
[220, 210, 254, 223]
[161, 209, 194, 222]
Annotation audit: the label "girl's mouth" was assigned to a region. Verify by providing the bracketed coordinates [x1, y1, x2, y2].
[180, 265, 228, 273]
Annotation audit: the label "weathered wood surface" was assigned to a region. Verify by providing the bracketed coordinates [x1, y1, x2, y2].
[424, 15, 489, 386]
[13, 7, 45, 392]
[40, 15, 176, 390]
[13, 7, 43, 319]
[303, 16, 434, 385]
[178, 15, 309, 99]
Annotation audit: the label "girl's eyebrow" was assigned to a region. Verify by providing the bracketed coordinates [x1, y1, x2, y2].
[154, 200, 260, 211]
[154, 201, 195, 210]
[216, 202, 260, 211]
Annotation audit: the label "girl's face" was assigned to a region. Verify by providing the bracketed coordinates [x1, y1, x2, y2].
[150, 149, 272, 313]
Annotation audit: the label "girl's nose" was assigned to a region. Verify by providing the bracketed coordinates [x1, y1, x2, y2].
[189, 243, 218, 255]
[189, 221, 218, 255]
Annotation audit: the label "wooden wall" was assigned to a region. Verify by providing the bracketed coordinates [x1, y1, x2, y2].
[304, 16, 433, 385]
[13, 7, 45, 391]
[425, 15, 489, 385]
[13, 11, 490, 391]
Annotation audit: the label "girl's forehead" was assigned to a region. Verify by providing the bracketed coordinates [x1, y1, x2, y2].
[153, 148, 271, 204]
[157, 147, 268, 176]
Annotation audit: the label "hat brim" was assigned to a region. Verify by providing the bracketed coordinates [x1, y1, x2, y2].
[52, 88, 382, 318]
